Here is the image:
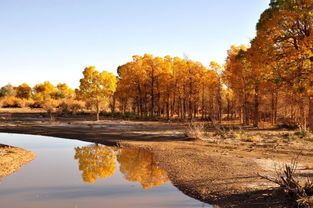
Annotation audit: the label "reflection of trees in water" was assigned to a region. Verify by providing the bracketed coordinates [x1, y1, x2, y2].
[74, 145, 169, 189]
[118, 148, 170, 189]
[74, 144, 116, 184]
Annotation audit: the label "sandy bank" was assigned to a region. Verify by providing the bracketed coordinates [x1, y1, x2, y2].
[0, 144, 36, 178]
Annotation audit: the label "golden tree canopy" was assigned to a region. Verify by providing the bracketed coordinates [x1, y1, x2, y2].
[74, 145, 116, 184]
[117, 148, 170, 189]
[78, 66, 117, 101]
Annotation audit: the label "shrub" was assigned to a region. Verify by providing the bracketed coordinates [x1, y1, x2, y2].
[58, 99, 85, 115]
[0, 96, 26, 108]
[295, 126, 313, 139]
[42, 99, 60, 120]
[29, 101, 43, 108]
[277, 118, 298, 129]
[24, 99, 34, 108]
[288, 134, 300, 142]
[232, 130, 263, 142]
[122, 112, 139, 119]
[286, 126, 313, 142]
[185, 122, 208, 141]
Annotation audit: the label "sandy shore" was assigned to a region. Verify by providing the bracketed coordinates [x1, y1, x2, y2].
[0, 144, 36, 178]
[1, 111, 313, 207]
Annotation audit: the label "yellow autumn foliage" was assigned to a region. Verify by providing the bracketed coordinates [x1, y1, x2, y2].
[117, 148, 170, 189]
[74, 145, 116, 184]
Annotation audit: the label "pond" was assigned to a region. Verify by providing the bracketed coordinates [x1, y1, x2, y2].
[0, 133, 211, 208]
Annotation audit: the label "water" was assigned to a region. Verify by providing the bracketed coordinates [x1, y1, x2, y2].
[0, 133, 211, 208]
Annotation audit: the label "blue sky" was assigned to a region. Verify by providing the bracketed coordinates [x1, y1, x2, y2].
[0, 0, 270, 88]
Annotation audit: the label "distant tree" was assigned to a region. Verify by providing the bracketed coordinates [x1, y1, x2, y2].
[210, 61, 223, 123]
[116, 55, 219, 120]
[223, 45, 252, 125]
[42, 99, 59, 121]
[33, 81, 56, 101]
[0, 84, 16, 97]
[55, 83, 74, 99]
[33, 81, 58, 120]
[77, 66, 117, 121]
[16, 83, 32, 99]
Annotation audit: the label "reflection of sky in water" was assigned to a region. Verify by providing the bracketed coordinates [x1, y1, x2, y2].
[0, 133, 211, 208]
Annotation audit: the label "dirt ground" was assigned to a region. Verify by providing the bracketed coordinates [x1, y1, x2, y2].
[1, 109, 313, 207]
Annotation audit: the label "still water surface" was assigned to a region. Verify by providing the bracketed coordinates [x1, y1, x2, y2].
[0, 133, 211, 208]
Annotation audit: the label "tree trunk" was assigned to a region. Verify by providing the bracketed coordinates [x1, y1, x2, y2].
[253, 86, 259, 128]
[111, 96, 116, 113]
[243, 93, 248, 125]
[271, 91, 275, 125]
[299, 97, 305, 128]
[48, 110, 53, 121]
[156, 80, 161, 117]
[183, 98, 187, 120]
[227, 98, 230, 120]
[171, 92, 176, 117]
[274, 92, 278, 125]
[166, 93, 170, 120]
[96, 100, 100, 121]
[150, 67, 155, 118]
[239, 107, 242, 124]
[217, 86, 222, 124]
[309, 97, 313, 131]
[188, 80, 193, 120]
[201, 85, 205, 120]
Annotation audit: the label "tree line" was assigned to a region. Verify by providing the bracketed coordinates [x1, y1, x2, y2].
[1, 0, 313, 129]
[0, 56, 222, 122]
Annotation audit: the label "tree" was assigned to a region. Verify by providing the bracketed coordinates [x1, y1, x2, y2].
[223, 45, 253, 125]
[74, 145, 116, 184]
[33, 81, 58, 120]
[77, 66, 117, 121]
[255, 0, 313, 129]
[33, 81, 56, 101]
[116, 56, 147, 117]
[55, 83, 74, 99]
[117, 148, 169, 189]
[0, 84, 16, 97]
[210, 61, 223, 123]
[16, 83, 32, 99]
[115, 55, 220, 120]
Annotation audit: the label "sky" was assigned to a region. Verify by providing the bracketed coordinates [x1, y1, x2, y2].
[0, 0, 270, 88]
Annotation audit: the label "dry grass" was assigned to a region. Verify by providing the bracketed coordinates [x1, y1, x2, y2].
[213, 126, 264, 142]
[0, 96, 28, 108]
[185, 122, 266, 143]
[185, 122, 209, 141]
[58, 99, 85, 114]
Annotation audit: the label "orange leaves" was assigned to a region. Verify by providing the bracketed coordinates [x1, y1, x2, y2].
[118, 148, 169, 189]
[74, 145, 169, 189]
[254, 0, 313, 95]
[74, 145, 116, 184]
[115, 54, 220, 118]
[33, 81, 57, 101]
[16, 83, 32, 99]
[77, 66, 118, 120]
